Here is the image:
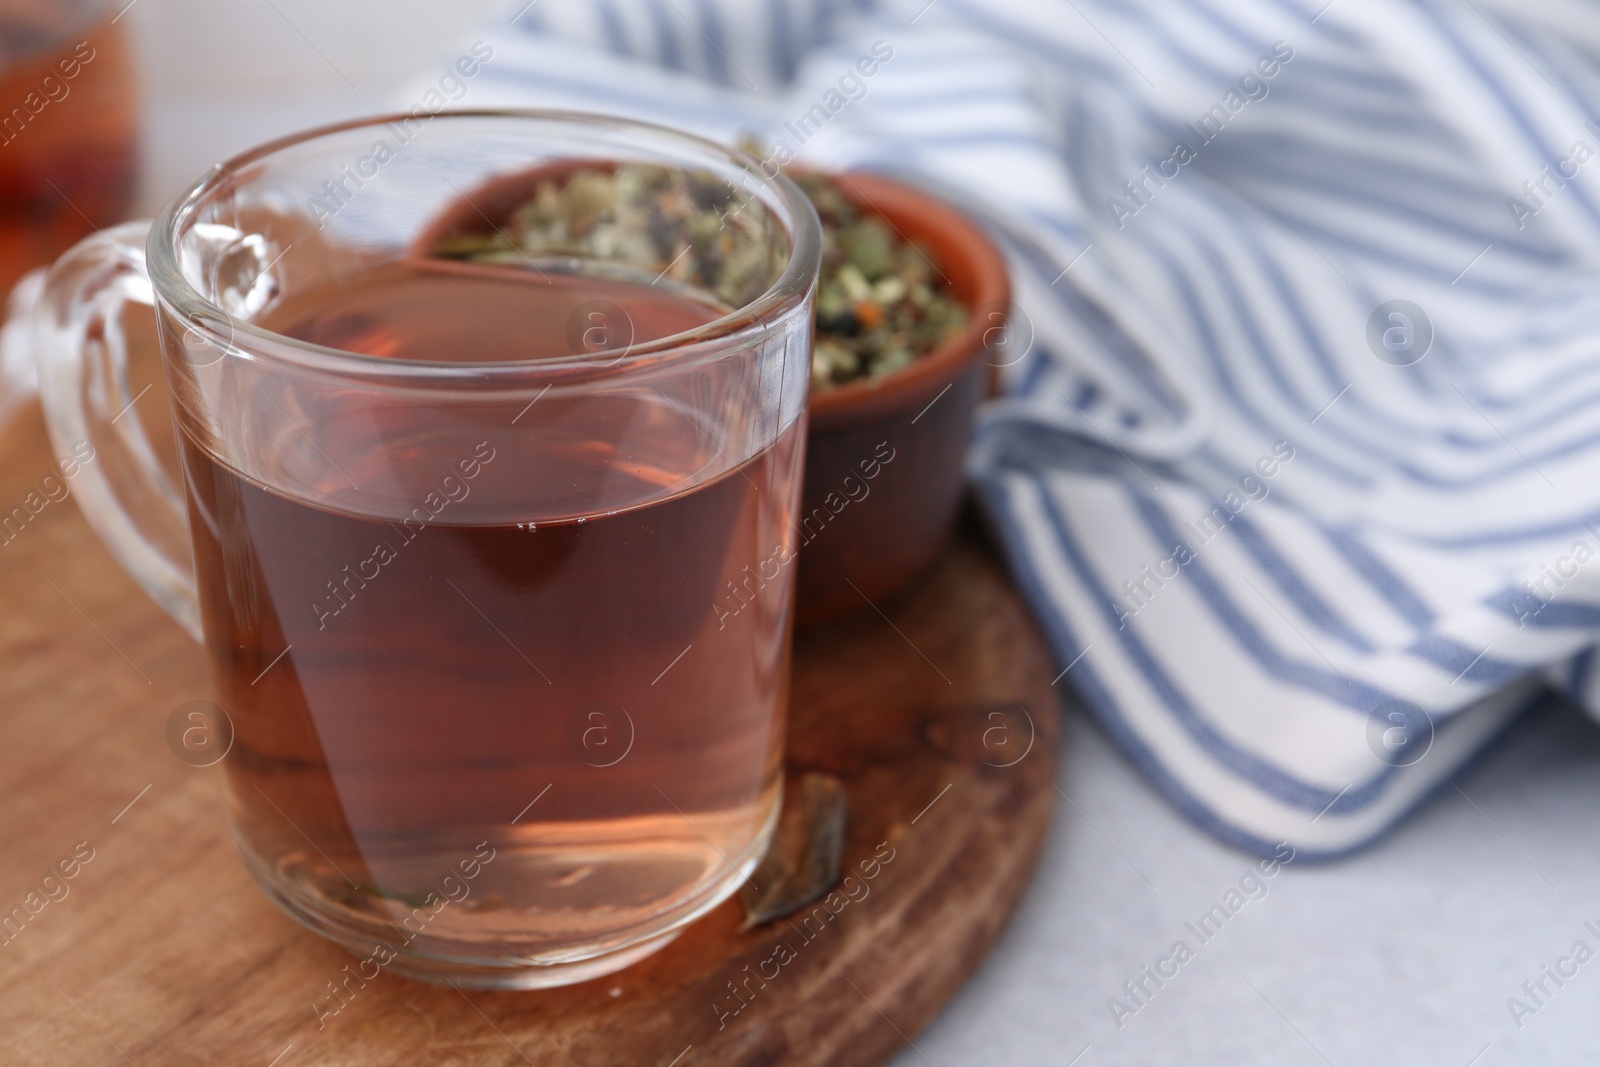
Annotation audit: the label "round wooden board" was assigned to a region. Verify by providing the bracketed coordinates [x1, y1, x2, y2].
[0, 402, 1060, 1067]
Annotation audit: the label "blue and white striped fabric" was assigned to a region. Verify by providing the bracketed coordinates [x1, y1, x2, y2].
[454, 0, 1600, 858]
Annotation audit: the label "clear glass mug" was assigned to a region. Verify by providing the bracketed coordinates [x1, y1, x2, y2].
[32, 111, 819, 988]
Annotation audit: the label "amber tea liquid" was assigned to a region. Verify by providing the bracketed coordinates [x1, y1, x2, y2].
[180, 261, 803, 980]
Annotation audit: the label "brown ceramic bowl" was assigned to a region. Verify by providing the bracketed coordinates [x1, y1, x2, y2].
[794, 171, 1009, 625]
[409, 161, 1010, 626]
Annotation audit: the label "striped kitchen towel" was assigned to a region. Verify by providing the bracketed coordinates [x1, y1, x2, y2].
[456, 0, 1600, 858]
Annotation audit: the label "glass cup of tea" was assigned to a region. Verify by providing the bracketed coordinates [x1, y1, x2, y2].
[31, 111, 820, 988]
[0, 0, 139, 299]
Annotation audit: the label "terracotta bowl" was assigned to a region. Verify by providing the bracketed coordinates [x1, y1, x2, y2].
[794, 171, 1009, 625]
[408, 161, 1011, 626]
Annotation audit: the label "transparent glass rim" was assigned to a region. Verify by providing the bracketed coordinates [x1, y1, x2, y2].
[145, 109, 822, 384]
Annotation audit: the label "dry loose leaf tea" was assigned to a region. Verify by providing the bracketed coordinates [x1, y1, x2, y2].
[792, 171, 968, 392]
[434, 160, 967, 391]
[434, 162, 783, 312]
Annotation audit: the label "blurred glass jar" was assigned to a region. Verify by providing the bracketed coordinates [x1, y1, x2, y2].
[0, 0, 138, 303]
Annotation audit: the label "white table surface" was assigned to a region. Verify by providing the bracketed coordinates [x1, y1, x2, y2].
[122, 4, 1600, 1065]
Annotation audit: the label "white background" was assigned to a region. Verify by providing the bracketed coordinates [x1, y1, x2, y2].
[121, 2, 1600, 1065]
[126, 0, 504, 213]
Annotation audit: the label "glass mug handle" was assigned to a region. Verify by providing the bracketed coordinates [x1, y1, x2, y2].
[33, 219, 202, 641]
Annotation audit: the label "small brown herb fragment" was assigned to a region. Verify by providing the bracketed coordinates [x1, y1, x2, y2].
[739, 771, 847, 930]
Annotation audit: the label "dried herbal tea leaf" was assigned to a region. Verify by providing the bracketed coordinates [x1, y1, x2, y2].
[792, 170, 969, 393]
[739, 771, 847, 930]
[437, 162, 784, 312]
[434, 156, 968, 392]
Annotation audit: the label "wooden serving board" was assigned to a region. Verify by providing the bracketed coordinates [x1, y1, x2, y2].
[0, 400, 1059, 1067]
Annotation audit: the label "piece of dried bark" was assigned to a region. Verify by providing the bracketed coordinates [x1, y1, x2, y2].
[739, 772, 847, 931]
